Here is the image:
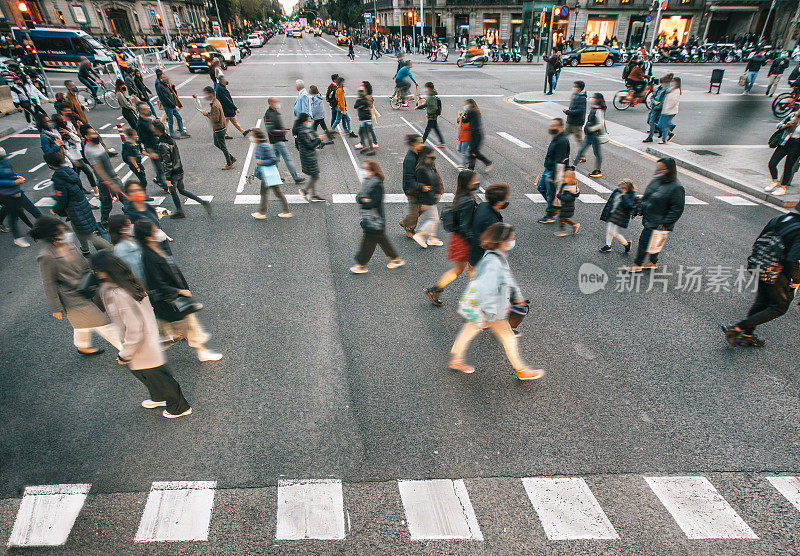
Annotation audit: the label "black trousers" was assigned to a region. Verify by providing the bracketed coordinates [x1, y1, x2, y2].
[121, 107, 138, 129]
[167, 174, 205, 213]
[130, 364, 190, 415]
[467, 134, 491, 169]
[97, 181, 113, 226]
[356, 230, 397, 265]
[736, 276, 793, 334]
[768, 138, 800, 186]
[634, 227, 660, 266]
[313, 118, 329, 134]
[126, 163, 146, 189]
[422, 119, 444, 144]
[0, 193, 23, 238]
[213, 129, 233, 165]
[74, 161, 97, 191]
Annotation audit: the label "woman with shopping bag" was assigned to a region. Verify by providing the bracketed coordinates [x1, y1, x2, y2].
[250, 129, 292, 220]
[625, 158, 685, 273]
[450, 222, 544, 381]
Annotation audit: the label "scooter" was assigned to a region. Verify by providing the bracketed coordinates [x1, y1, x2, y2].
[431, 43, 448, 62]
[456, 47, 488, 68]
[500, 43, 511, 62]
[490, 44, 500, 62]
[511, 44, 521, 63]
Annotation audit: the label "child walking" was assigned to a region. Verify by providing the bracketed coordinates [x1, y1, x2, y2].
[599, 179, 636, 253]
[555, 167, 580, 236]
[456, 109, 471, 169]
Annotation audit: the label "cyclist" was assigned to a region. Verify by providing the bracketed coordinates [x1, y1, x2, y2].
[78, 56, 103, 104]
[394, 60, 417, 105]
[625, 61, 647, 99]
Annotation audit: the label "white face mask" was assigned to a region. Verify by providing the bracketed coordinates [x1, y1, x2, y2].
[463, 105, 469, 111]
[152, 228, 168, 242]
[59, 231, 74, 244]
[275, 102, 281, 110]
[506, 239, 516, 251]
[121, 226, 133, 236]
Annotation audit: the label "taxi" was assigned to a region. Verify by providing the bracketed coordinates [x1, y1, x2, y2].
[563, 45, 619, 67]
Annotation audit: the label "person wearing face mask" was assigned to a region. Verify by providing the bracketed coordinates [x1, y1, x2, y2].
[469, 182, 510, 266]
[116, 78, 138, 129]
[250, 129, 292, 219]
[412, 146, 444, 248]
[153, 121, 212, 219]
[45, 150, 111, 256]
[293, 113, 324, 202]
[461, 99, 492, 172]
[626, 158, 685, 273]
[450, 222, 544, 381]
[82, 125, 121, 228]
[201, 86, 236, 171]
[426, 170, 480, 306]
[416, 82, 444, 147]
[134, 218, 223, 362]
[64, 80, 89, 127]
[0, 146, 35, 247]
[264, 96, 303, 183]
[562, 81, 587, 152]
[572, 92, 606, 179]
[108, 214, 143, 280]
[32, 215, 121, 355]
[537, 118, 570, 224]
[38, 114, 63, 154]
[353, 88, 375, 155]
[657, 77, 680, 144]
[90, 250, 192, 418]
[122, 180, 171, 254]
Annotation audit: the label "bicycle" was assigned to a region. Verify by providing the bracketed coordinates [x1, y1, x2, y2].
[77, 79, 118, 111]
[613, 80, 654, 110]
[772, 88, 799, 118]
[389, 84, 422, 110]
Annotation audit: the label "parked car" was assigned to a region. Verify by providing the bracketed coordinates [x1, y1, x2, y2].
[247, 33, 264, 48]
[563, 45, 619, 66]
[183, 43, 226, 73]
[206, 37, 242, 65]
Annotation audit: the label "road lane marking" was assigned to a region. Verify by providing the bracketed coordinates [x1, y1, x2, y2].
[7, 148, 26, 158]
[28, 162, 46, 173]
[497, 131, 532, 148]
[117, 116, 124, 120]
[336, 124, 361, 176]
[684, 195, 708, 205]
[114, 163, 125, 172]
[276, 479, 346, 540]
[767, 477, 800, 513]
[135, 481, 216, 542]
[644, 476, 758, 539]
[715, 195, 757, 206]
[525, 193, 547, 202]
[578, 193, 607, 203]
[398, 479, 483, 540]
[318, 36, 346, 52]
[522, 477, 619, 540]
[574, 172, 612, 194]
[7, 484, 91, 547]
[35, 197, 55, 207]
[237, 118, 262, 193]
[184, 195, 213, 205]
[146, 196, 165, 205]
[174, 75, 197, 90]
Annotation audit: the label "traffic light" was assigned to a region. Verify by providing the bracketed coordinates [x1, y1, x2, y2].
[17, 2, 27, 12]
[155, 12, 163, 25]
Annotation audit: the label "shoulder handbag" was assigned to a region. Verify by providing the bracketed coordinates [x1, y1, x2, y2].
[598, 123, 610, 144]
[738, 74, 747, 87]
[168, 295, 203, 319]
[256, 163, 282, 186]
[769, 128, 784, 149]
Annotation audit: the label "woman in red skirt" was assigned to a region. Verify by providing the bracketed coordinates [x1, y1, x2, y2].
[426, 170, 480, 306]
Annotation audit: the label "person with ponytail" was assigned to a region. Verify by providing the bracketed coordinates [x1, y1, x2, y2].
[90, 250, 191, 418]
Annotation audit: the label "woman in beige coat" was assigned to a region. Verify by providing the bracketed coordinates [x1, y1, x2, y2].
[33, 216, 120, 355]
[91, 250, 191, 418]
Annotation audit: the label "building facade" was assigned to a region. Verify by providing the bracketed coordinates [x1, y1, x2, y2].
[0, 0, 207, 41]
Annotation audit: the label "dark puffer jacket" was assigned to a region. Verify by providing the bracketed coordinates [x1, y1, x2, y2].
[637, 178, 686, 231]
[51, 165, 98, 234]
[600, 189, 636, 228]
[296, 125, 321, 176]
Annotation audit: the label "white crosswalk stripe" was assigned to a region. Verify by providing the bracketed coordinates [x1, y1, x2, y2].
[134, 481, 216, 542]
[7, 484, 91, 547]
[184, 195, 214, 205]
[767, 476, 800, 513]
[644, 476, 758, 539]
[578, 194, 607, 204]
[397, 479, 483, 540]
[525, 193, 547, 203]
[684, 195, 709, 205]
[716, 195, 757, 206]
[276, 479, 346, 540]
[522, 477, 619, 540]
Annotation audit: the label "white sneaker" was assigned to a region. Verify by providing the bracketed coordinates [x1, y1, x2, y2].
[13, 237, 29, 247]
[774, 186, 788, 196]
[278, 212, 293, 218]
[412, 232, 428, 248]
[427, 237, 444, 247]
[197, 349, 222, 362]
[350, 264, 369, 274]
[387, 258, 406, 269]
[355, 143, 363, 149]
[251, 211, 267, 220]
[765, 182, 778, 192]
[163, 408, 192, 418]
[141, 399, 167, 409]
[373, 143, 379, 148]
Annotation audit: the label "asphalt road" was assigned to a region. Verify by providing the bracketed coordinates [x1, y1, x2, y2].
[1, 34, 799, 554]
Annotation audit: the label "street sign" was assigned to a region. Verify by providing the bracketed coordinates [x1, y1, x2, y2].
[560, 6, 569, 16]
[364, 12, 372, 22]
[645, 15, 652, 22]
[174, 13, 180, 26]
[212, 24, 220, 36]
[660, 0, 667, 9]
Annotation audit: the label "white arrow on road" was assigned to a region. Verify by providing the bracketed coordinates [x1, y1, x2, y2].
[7, 148, 27, 159]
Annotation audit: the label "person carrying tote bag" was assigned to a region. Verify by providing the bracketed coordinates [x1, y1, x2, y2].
[451, 222, 544, 381]
[250, 129, 292, 220]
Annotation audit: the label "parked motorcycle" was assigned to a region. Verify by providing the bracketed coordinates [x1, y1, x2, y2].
[510, 44, 521, 63]
[456, 47, 488, 68]
[500, 43, 511, 62]
[490, 44, 500, 62]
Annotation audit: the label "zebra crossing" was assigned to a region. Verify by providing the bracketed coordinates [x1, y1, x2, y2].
[6, 474, 800, 547]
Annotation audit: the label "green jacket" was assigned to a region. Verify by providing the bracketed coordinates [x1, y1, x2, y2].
[418, 90, 440, 119]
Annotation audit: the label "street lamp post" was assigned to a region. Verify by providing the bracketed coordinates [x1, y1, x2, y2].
[572, 0, 580, 44]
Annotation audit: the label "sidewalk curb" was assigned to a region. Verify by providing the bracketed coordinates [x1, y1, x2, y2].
[644, 145, 797, 209]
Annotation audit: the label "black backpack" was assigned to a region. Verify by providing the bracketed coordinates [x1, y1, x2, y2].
[748, 215, 800, 283]
[435, 97, 442, 116]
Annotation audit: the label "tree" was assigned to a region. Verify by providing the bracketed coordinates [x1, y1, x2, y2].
[239, 0, 264, 22]
[326, 0, 362, 29]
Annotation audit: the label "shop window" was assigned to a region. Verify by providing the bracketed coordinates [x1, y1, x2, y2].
[657, 15, 691, 45]
[70, 5, 88, 24]
[593, 0, 605, 4]
[620, 0, 630, 3]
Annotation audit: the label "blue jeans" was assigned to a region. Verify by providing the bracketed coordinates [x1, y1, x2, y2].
[78, 75, 98, 99]
[574, 133, 602, 170]
[330, 107, 339, 128]
[647, 109, 662, 138]
[745, 70, 758, 93]
[537, 169, 556, 216]
[273, 141, 299, 180]
[338, 112, 352, 133]
[552, 72, 560, 90]
[164, 107, 184, 136]
[658, 114, 675, 140]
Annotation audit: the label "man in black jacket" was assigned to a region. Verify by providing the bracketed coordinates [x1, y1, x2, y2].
[215, 77, 247, 137]
[153, 121, 211, 218]
[723, 209, 800, 347]
[136, 102, 165, 188]
[155, 74, 189, 139]
[743, 50, 766, 94]
[469, 182, 510, 266]
[766, 51, 790, 97]
[537, 118, 570, 223]
[563, 81, 587, 152]
[400, 133, 424, 237]
[263, 96, 304, 184]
